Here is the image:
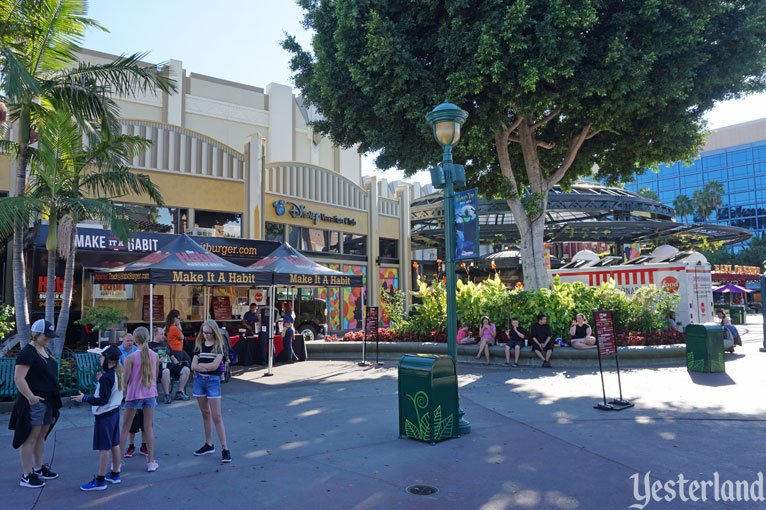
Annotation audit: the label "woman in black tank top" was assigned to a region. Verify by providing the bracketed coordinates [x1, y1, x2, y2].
[570, 313, 597, 350]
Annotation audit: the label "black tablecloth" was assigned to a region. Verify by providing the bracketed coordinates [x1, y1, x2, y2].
[233, 336, 265, 366]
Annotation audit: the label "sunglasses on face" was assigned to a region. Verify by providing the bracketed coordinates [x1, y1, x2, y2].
[203, 330, 214, 336]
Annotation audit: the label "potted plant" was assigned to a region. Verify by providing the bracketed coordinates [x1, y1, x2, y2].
[76, 305, 126, 344]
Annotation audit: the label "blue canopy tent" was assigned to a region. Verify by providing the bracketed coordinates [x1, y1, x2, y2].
[93, 235, 270, 334]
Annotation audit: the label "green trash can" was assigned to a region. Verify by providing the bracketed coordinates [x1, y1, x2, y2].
[729, 305, 746, 325]
[685, 324, 725, 373]
[398, 354, 459, 444]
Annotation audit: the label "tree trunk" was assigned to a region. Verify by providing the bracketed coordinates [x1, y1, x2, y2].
[45, 248, 56, 325]
[53, 227, 76, 357]
[514, 207, 550, 290]
[12, 140, 30, 346]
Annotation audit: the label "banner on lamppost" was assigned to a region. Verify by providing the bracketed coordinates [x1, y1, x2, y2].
[455, 188, 479, 260]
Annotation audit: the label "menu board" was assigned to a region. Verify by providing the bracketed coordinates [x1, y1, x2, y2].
[142, 294, 165, 322]
[365, 306, 379, 337]
[212, 296, 232, 320]
[593, 310, 616, 357]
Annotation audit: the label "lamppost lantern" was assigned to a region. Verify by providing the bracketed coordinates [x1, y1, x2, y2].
[426, 102, 468, 148]
[425, 102, 471, 436]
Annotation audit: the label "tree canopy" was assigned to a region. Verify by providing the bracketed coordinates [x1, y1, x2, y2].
[285, 0, 766, 193]
[285, 0, 766, 289]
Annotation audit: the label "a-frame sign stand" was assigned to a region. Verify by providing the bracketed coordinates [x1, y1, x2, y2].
[593, 310, 634, 411]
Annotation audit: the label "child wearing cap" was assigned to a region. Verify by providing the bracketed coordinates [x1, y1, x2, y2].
[71, 346, 124, 491]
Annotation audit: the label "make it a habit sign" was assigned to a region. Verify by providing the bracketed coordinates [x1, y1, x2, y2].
[593, 310, 617, 357]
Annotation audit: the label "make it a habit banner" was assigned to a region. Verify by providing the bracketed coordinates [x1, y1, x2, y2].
[455, 188, 479, 260]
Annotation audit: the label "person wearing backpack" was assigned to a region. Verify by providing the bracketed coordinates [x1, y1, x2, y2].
[71, 346, 124, 491]
[191, 320, 231, 463]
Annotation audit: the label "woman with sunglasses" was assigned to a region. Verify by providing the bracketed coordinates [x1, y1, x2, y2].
[191, 320, 231, 463]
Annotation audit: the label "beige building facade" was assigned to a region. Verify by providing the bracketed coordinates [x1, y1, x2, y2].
[1, 49, 412, 331]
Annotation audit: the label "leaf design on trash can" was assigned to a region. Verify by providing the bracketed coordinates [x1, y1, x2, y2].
[405, 419, 420, 440]
[414, 391, 429, 409]
[439, 414, 454, 441]
[434, 406, 442, 439]
[419, 412, 430, 442]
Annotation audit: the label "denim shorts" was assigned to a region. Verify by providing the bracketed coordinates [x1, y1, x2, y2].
[193, 373, 221, 399]
[29, 401, 54, 425]
[125, 397, 157, 409]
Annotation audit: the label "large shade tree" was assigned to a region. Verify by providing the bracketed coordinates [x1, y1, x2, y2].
[0, 0, 175, 343]
[284, 0, 766, 289]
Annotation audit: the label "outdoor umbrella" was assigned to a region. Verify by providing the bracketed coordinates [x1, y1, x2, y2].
[712, 283, 755, 293]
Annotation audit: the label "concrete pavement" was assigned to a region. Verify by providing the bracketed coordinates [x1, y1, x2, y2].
[1, 316, 764, 509]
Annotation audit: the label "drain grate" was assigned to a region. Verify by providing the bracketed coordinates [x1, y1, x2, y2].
[406, 485, 438, 496]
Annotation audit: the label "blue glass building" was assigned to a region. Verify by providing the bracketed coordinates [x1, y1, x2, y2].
[625, 119, 766, 249]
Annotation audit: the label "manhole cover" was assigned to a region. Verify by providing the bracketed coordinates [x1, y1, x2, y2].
[405, 485, 438, 496]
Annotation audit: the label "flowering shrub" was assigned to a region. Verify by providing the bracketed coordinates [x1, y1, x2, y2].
[614, 330, 685, 346]
[324, 328, 448, 343]
[325, 328, 686, 346]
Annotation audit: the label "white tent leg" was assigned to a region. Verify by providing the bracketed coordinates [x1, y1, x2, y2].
[149, 284, 154, 336]
[267, 285, 274, 376]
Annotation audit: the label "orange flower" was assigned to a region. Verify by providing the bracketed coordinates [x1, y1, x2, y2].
[460, 262, 466, 268]
[412, 262, 419, 268]
[491, 261, 497, 270]
[515, 281, 523, 289]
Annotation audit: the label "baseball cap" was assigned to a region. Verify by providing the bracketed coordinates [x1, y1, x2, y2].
[101, 345, 122, 361]
[31, 319, 59, 338]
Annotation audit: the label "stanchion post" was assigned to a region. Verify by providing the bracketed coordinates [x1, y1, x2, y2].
[761, 271, 766, 352]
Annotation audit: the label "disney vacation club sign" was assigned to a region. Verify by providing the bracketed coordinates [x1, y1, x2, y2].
[273, 199, 357, 226]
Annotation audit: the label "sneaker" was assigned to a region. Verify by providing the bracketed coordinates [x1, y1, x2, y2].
[511, 363, 519, 368]
[124, 445, 135, 458]
[503, 362, 510, 366]
[139, 445, 149, 457]
[174, 391, 190, 401]
[221, 449, 232, 463]
[147, 461, 159, 472]
[80, 477, 107, 491]
[35, 464, 58, 480]
[105, 472, 121, 484]
[543, 361, 552, 368]
[194, 443, 215, 456]
[555, 337, 566, 347]
[20, 473, 45, 488]
[163, 393, 172, 404]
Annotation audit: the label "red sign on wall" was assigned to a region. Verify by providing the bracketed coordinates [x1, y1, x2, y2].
[212, 296, 232, 320]
[593, 310, 617, 357]
[142, 295, 165, 322]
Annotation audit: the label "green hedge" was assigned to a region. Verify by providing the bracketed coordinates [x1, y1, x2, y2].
[397, 274, 679, 339]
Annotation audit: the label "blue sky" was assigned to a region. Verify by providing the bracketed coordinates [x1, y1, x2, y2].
[83, 0, 766, 186]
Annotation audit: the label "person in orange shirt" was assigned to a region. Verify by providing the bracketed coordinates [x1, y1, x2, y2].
[165, 310, 190, 364]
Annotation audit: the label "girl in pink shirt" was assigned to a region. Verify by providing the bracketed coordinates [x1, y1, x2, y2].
[118, 327, 159, 472]
[475, 316, 496, 365]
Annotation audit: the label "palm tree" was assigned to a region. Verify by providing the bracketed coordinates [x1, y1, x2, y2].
[0, 0, 175, 344]
[0, 109, 164, 355]
[672, 194, 694, 221]
[693, 180, 725, 221]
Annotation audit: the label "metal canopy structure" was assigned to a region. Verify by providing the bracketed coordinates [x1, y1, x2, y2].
[411, 181, 751, 250]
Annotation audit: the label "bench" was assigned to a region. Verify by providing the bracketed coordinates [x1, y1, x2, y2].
[74, 352, 101, 394]
[0, 357, 17, 399]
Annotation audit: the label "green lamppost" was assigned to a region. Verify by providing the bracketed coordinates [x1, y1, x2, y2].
[426, 102, 471, 436]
